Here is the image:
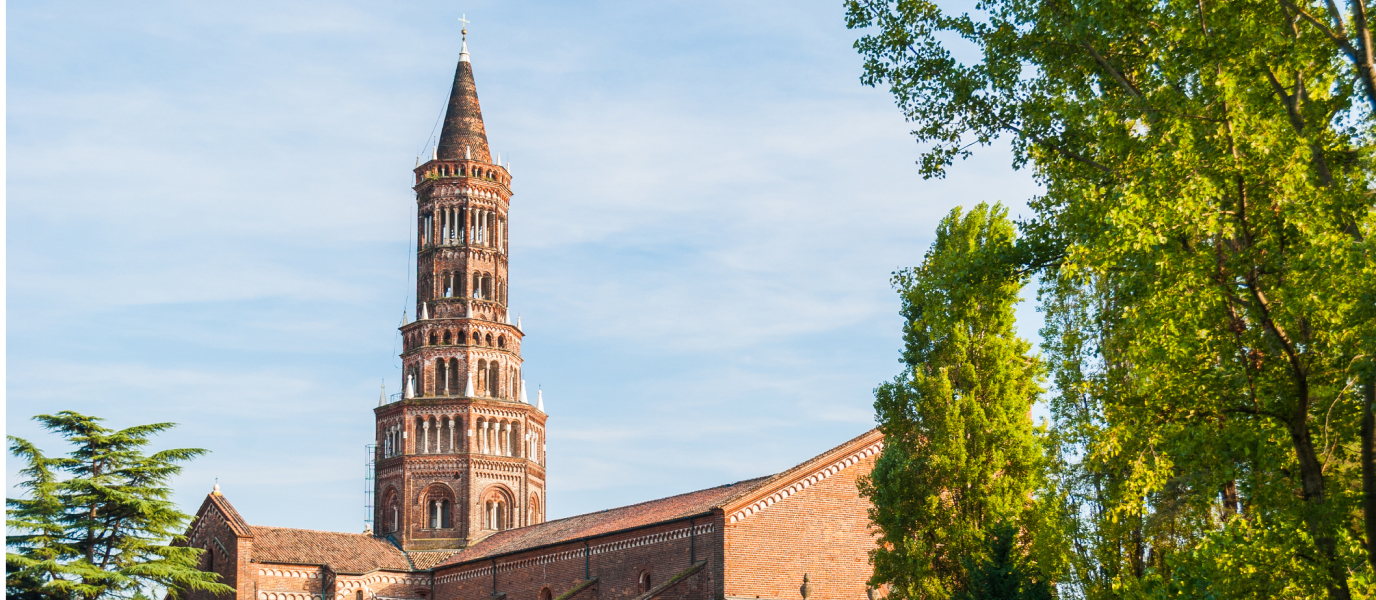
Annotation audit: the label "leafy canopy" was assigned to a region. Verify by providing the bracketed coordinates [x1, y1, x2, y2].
[861, 203, 1055, 600]
[6, 411, 233, 600]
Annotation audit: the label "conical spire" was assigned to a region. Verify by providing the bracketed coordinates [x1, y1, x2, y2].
[464, 371, 475, 397]
[437, 28, 492, 163]
[520, 380, 529, 404]
[536, 390, 545, 412]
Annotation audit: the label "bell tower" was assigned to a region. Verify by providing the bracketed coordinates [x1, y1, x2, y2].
[373, 29, 547, 551]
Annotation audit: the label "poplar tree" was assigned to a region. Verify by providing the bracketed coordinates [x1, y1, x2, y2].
[6, 411, 233, 600]
[861, 203, 1053, 600]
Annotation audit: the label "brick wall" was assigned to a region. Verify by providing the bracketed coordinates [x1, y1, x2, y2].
[182, 503, 253, 600]
[434, 519, 718, 600]
[722, 452, 878, 600]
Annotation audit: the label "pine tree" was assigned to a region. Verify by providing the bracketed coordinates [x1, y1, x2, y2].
[6, 411, 233, 600]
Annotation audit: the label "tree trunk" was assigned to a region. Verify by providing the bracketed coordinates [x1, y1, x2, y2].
[1290, 414, 1352, 600]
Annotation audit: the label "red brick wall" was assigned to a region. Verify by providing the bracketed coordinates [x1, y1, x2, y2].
[434, 519, 718, 600]
[182, 503, 253, 600]
[723, 452, 879, 600]
[250, 566, 428, 600]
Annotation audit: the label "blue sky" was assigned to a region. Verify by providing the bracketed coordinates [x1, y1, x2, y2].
[7, 0, 1041, 532]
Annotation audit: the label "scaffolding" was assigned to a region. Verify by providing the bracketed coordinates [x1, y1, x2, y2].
[364, 443, 376, 533]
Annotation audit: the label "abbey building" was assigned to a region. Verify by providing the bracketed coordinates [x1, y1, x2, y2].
[182, 31, 883, 600]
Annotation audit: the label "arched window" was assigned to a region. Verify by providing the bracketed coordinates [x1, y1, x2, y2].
[428, 334, 437, 345]
[441, 499, 452, 528]
[205, 547, 214, 571]
[443, 331, 452, 345]
[498, 335, 505, 348]
[473, 331, 482, 344]
[383, 490, 400, 533]
[540, 588, 553, 600]
[485, 333, 493, 346]
[436, 359, 450, 394]
[356, 591, 364, 600]
[639, 571, 652, 593]
[472, 273, 482, 299]
[487, 360, 499, 397]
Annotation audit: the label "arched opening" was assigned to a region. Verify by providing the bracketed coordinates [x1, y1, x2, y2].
[485, 333, 494, 346]
[639, 571, 652, 593]
[473, 331, 482, 345]
[529, 494, 541, 524]
[383, 490, 400, 533]
[449, 358, 461, 395]
[477, 359, 488, 396]
[497, 335, 505, 348]
[442, 331, 452, 345]
[472, 273, 482, 299]
[425, 485, 456, 530]
[487, 360, 499, 397]
[428, 333, 437, 345]
[436, 359, 450, 395]
[540, 588, 552, 600]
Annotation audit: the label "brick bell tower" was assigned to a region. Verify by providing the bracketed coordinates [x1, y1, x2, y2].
[373, 29, 547, 551]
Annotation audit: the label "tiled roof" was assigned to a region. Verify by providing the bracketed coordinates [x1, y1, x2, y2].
[436, 477, 772, 569]
[408, 550, 461, 570]
[249, 526, 412, 574]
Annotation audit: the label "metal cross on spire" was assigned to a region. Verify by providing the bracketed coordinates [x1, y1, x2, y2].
[458, 14, 470, 35]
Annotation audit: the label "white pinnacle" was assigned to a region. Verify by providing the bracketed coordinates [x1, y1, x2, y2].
[520, 380, 529, 404]
[405, 375, 415, 399]
[378, 383, 386, 407]
[516, 316, 522, 331]
[421, 302, 429, 320]
[536, 390, 545, 412]
[464, 371, 475, 397]
[212, 483, 221, 495]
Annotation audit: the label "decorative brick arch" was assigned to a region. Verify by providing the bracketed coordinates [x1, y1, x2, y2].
[478, 484, 515, 531]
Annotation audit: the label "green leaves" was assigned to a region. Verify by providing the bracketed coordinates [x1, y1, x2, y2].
[863, 204, 1052, 600]
[5, 411, 233, 600]
[850, 0, 1376, 597]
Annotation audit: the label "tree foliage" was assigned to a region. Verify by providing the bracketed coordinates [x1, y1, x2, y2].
[861, 203, 1055, 600]
[846, 0, 1376, 598]
[6, 411, 233, 600]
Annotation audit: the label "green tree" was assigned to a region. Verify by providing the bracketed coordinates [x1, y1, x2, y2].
[861, 203, 1054, 600]
[954, 522, 1054, 600]
[845, 0, 1376, 597]
[6, 411, 233, 600]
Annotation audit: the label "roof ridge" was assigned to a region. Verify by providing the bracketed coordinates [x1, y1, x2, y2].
[250, 525, 377, 537]
[526, 476, 774, 530]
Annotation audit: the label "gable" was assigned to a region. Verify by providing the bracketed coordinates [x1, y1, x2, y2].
[720, 429, 882, 525]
